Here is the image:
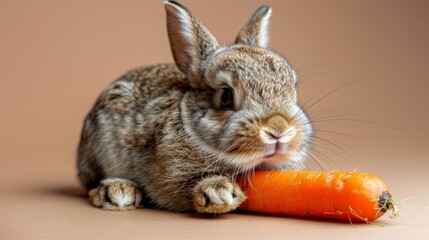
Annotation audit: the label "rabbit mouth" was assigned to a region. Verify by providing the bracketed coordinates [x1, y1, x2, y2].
[259, 142, 290, 166]
[261, 152, 289, 165]
[225, 143, 294, 170]
[263, 152, 284, 159]
[262, 142, 287, 158]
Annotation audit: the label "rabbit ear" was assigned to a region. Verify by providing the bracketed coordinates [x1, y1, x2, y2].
[235, 6, 272, 47]
[164, 1, 219, 78]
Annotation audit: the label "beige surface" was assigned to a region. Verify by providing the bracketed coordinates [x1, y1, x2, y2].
[1, 0, 429, 239]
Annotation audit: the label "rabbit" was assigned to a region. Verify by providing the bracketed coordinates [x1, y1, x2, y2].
[77, 0, 312, 214]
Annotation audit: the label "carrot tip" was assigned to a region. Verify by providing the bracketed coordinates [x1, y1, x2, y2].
[378, 191, 399, 219]
[379, 191, 393, 212]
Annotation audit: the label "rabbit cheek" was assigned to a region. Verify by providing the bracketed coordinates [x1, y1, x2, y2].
[210, 111, 230, 121]
[190, 109, 230, 149]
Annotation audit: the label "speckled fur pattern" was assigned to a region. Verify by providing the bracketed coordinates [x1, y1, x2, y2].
[77, 1, 312, 213]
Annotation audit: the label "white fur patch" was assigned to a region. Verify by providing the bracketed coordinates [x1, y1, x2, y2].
[112, 193, 133, 208]
[216, 71, 233, 86]
[291, 69, 298, 83]
[278, 127, 297, 144]
[259, 129, 278, 144]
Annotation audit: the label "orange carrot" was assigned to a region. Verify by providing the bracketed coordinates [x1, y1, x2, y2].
[237, 170, 398, 222]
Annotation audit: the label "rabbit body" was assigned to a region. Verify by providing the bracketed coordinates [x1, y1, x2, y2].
[77, 1, 312, 213]
[78, 64, 201, 211]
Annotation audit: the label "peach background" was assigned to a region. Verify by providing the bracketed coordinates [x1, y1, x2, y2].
[1, 0, 428, 239]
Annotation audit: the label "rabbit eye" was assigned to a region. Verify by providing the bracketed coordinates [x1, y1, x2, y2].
[220, 87, 234, 110]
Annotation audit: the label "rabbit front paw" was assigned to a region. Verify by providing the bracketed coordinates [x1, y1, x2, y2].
[193, 176, 246, 214]
[88, 178, 142, 211]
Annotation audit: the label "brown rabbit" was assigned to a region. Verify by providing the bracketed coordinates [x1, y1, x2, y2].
[77, 0, 312, 214]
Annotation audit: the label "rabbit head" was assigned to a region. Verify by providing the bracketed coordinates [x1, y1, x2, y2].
[164, 1, 312, 172]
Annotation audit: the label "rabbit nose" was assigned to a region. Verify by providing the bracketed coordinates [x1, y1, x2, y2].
[260, 114, 297, 144]
[267, 132, 281, 139]
[265, 114, 289, 134]
[260, 127, 297, 144]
